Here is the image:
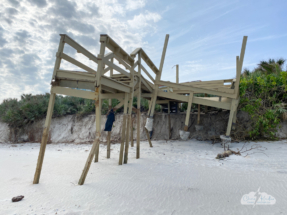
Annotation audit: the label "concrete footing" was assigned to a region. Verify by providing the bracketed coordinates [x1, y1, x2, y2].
[179, 130, 190, 140]
[220, 135, 231, 149]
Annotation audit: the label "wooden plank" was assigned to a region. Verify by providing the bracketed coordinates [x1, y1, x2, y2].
[58, 80, 94, 91]
[130, 48, 141, 58]
[101, 93, 125, 99]
[102, 85, 117, 93]
[113, 54, 131, 70]
[193, 97, 231, 110]
[157, 91, 189, 102]
[157, 34, 169, 81]
[103, 52, 114, 61]
[140, 49, 159, 74]
[107, 131, 111, 158]
[158, 80, 237, 98]
[104, 60, 130, 78]
[52, 35, 65, 81]
[59, 52, 97, 74]
[136, 52, 141, 159]
[101, 34, 134, 66]
[57, 70, 131, 93]
[140, 76, 153, 92]
[119, 93, 129, 165]
[141, 65, 155, 83]
[101, 76, 131, 93]
[226, 99, 237, 136]
[61, 34, 99, 64]
[33, 92, 56, 184]
[184, 92, 194, 129]
[235, 36, 248, 97]
[52, 86, 96, 100]
[197, 104, 200, 125]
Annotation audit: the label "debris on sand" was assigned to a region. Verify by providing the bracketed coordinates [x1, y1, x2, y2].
[12, 196, 24, 202]
[216, 150, 240, 159]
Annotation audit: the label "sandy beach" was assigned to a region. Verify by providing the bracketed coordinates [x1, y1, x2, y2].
[0, 139, 286, 215]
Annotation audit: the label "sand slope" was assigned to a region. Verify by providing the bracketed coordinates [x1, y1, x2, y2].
[0, 140, 287, 215]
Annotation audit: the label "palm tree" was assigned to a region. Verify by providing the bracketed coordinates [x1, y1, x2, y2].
[257, 58, 286, 75]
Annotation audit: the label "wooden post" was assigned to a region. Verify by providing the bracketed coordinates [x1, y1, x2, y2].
[124, 60, 135, 164]
[145, 35, 169, 146]
[33, 92, 56, 184]
[108, 58, 113, 109]
[107, 131, 111, 158]
[168, 101, 171, 139]
[197, 104, 201, 125]
[94, 96, 102, 162]
[204, 94, 208, 113]
[78, 36, 106, 185]
[136, 52, 141, 159]
[176, 64, 179, 84]
[184, 92, 194, 131]
[131, 116, 134, 147]
[226, 99, 237, 136]
[119, 93, 128, 165]
[33, 35, 65, 184]
[145, 127, 153, 147]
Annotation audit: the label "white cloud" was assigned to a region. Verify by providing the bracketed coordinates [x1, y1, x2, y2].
[127, 11, 161, 29]
[0, 0, 161, 102]
[126, 0, 146, 11]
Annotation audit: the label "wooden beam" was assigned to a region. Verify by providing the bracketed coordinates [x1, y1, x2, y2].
[52, 86, 97, 100]
[184, 92, 194, 130]
[158, 80, 237, 98]
[235, 36, 248, 97]
[59, 52, 97, 74]
[101, 93, 125, 99]
[61, 34, 99, 64]
[104, 60, 130, 78]
[130, 48, 142, 58]
[33, 92, 56, 184]
[141, 65, 155, 83]
[101, 34, 134, 66]
[140, 49, 159, 74]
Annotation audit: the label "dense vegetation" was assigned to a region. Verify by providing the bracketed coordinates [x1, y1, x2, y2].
[0, 58, 286, 140]
[0, 94, 161, 128]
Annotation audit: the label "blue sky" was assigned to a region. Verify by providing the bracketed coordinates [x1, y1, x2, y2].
[0, 0, 286, 102]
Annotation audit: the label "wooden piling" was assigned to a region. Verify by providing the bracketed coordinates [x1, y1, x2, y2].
[33, 92, 56, 184]
[107, 131, 111, 158]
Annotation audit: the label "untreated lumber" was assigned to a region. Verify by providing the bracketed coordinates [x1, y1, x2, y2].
[33, 92, 56, 184]
[119, 93, 129, 165]
[107, 131, 111, 158]
[78, 37, 106, 185]
[184, 92, 194, 131]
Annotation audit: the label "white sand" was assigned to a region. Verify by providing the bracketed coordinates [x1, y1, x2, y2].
[0, 139, 287, 215]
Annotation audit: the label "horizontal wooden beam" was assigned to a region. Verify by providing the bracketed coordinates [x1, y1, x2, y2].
[101, 93, 125, 99]
[157, 91, 188, 102]
[57, 79, 94, 91]
[61, 34, 99, 64]
[52, 86, 97, 100]
[101, 76, 131, 93]
[193, 97, 231, 110]
[56, 70, 131, 93]
[158, 80, 237, 98]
